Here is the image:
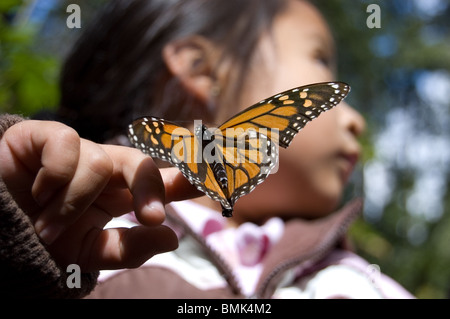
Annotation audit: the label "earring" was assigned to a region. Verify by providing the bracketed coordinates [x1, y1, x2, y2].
[210, 83, 221, 97]
[207, 84, 220, 114]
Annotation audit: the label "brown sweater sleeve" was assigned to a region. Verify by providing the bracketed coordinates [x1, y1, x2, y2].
[0, 114, 98, 298]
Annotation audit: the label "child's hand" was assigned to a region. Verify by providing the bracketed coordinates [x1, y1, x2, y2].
[0, 120, 200, 271]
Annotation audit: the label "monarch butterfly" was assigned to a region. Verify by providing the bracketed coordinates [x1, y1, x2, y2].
[128, 81, 350, 217]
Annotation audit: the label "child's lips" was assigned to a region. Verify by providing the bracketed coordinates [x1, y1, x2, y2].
[337, 151, 359, 183]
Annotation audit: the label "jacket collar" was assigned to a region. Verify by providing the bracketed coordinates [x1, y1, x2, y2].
[255, 198, 363, 298]
[165, 198, 363, 297]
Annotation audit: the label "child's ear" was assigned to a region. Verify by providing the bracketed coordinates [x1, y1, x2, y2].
[162, 36, 219, 102]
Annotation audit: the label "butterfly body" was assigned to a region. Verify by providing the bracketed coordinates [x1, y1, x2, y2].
[198, 124, 233, 216]
[128, 82, 350, 217]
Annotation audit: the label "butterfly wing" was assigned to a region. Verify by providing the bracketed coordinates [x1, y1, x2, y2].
[128, 117, 231, 208]
[212, 82, 350, 212]
[128, 117, 194, 164]
[219, 81, 350, 148]
[211, 128, 278, 213]
[128, 82, 350, 217]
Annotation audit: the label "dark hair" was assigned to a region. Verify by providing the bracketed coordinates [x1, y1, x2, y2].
[58, 0, 287, 143]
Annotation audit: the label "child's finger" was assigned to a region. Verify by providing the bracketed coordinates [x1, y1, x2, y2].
[30, 122, 82, 207]
[81, 225, 178, 271]
[160, 167, 204, 203]
[100, 145, 167, 226]
[35, 139, 114, 244]
[0, 121, 81, 210]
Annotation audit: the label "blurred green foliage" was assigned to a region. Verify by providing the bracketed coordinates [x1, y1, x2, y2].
[1, 0, 449, 298]
[0, 0, 60, 115]
[316, 0, 450, 298]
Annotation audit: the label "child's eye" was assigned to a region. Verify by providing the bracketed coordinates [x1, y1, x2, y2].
[314, 50, 332, 68]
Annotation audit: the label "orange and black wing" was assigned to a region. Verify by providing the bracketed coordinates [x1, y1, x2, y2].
[212, 128, 278, 210]
[128, 82, 351, 217]
[218, 82, 350, 148]
[210, 82, 350, 211]
[128, 117, 230, 208]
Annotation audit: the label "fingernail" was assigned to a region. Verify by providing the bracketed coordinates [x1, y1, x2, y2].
[37, 223, 64, 245]
[147, 200, 165, 215]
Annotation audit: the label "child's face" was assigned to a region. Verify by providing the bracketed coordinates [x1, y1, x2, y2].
[225, 0, 365, 223]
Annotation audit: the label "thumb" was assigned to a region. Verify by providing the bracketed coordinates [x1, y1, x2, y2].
[81, 225, 178, 271]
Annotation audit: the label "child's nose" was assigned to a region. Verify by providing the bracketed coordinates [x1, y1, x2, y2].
[339, 102, 366, 138]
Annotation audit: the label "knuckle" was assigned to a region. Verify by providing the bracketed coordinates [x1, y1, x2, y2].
[87, 148, 114, 179]
[62, 200, 79, 217]
[129, 147, 147, 159]
[55, 124, 80, 146]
